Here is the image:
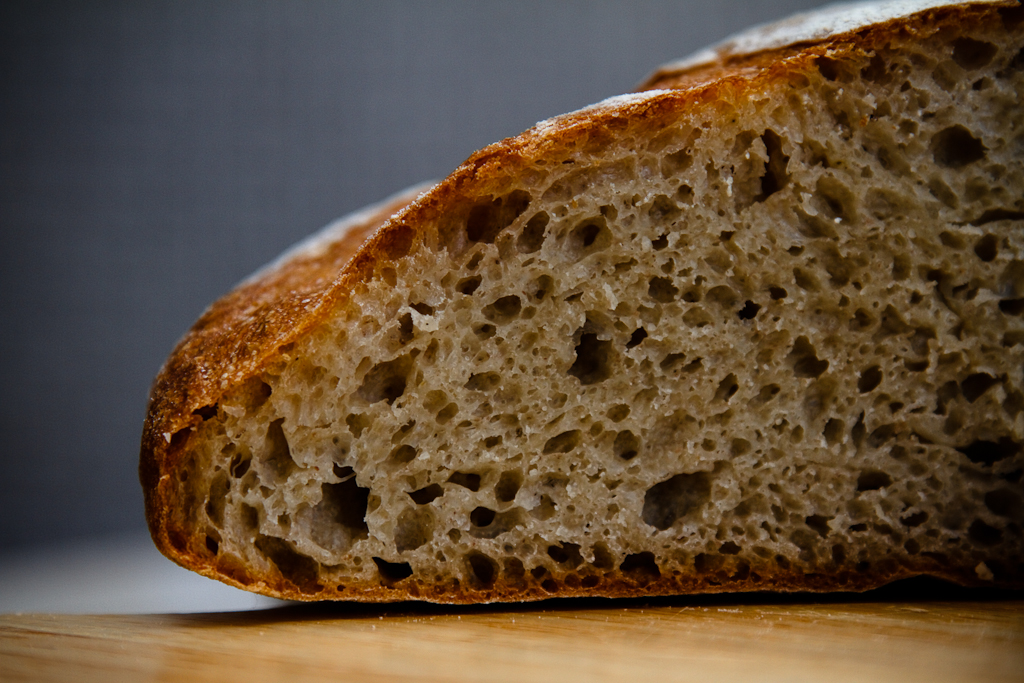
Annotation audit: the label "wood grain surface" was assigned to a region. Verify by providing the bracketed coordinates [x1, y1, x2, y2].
[2, 589, 1022, 683]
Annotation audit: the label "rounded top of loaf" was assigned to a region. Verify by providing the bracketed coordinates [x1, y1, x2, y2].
[638, 0, 1017, 90]
[139, 0, 1020, 590]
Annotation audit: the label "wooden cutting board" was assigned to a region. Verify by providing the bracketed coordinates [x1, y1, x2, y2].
[2, 595, 1022, 683]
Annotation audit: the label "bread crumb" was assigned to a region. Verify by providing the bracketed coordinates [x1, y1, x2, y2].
[975, 562, 994, 581]
[223, 405, 245, 418]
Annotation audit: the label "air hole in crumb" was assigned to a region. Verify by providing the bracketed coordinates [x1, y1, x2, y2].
[626, 328, 648, 348]
[714, 374, 739, 403]
[229, 451, 251, 478]
[614, 430, 640, 460]
[867, 424, 895, 448]
[436, 402, 459, 424]
[652, 234, 669, 250]
[974, 209, 1024, 226]
[719, 541, 741, 555]
[530, 274, 554, 302]
[397, 312, 414, 344]
[648, 194, 680, 223]
[466, 190, 530, 244]
[248, 379, 273, 409]
[806, 515, 831, 537]
[357, 355, 414, 405]
[823, 418, 845, 446]
[706, 285, 737, 308]
[769, 286, 787, 300]
[205, 473, 230, 524]
[642, 472, 712, 530]
[547, 543, 583, 567]
[857, 471, 892, 491]
[662, 148, 693, 177]
[816, 56, 840, 81]
[858, 366, 883, 393]
[395, 508, 433, 552]
[731, 439, 750, 457]
[962, 373, 999, 402]
[683, 307, 712, 328]
[373, 557, 413, 582]
[570, 333, 614, 385]
[448, 472, 481, 491]
[738, 300, 761, 320]
[265, 419, 296, 478]
[931, 125, 986, 168]
[474, 323, 496, 339]
[465, 372, 501, 392]
[467, 553, 496, 586]
[788, 337, 829, 378]
[518, 212, 549, 253]
[985, 489, 1022, 517]
[757, 129, 790, 200]
[470, 507, 496, 527]
[648, 277, 678, 302]
[793, 268, 819, 292]
[457, 276, 482, 295]
[660, 353, 687, 370]
[346, 413, 372, 438]
[255, 536, 321, 594]
[939, 231, 966, 249]
[205, 535, 219, 554]
[409, 484, 443, 505]
[968, 520, 1002, 547]
[957, 438, 1021, 466]
[566, 217, 611, 261]
[495, 471, 522, 503]
[543, 430, 582, 455]
[193, 404, 218, 421]
[411, 302, 433, 315]
[619, 552, 660, 580]
[592, 543, 615, 570]
[952, 37, 998, 69]
[754, 384, 780, 404]
[973, 234, 998, 262]
[315, 469, 370, 544]
[999, 299, 1024, 315]
[483, 295, 522, 323]
[389, 444, 417, 465]
[607, 404, 630, 422]
[850, 308, 874, 331]
[901, 511, 928, 527]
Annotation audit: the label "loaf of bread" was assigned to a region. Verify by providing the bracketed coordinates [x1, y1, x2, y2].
[141, 1, 1024, 603]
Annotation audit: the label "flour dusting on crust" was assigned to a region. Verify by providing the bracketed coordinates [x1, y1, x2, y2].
[659, 0, 1006, 73]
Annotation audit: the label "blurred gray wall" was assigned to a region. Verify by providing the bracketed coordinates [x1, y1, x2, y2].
[0, 0, 829, 553]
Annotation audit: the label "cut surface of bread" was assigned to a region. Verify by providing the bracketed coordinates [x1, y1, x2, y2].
[141, 1, 1024, 603]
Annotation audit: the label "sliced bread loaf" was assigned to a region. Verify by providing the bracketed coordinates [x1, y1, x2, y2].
[141, 1, 1024, 602]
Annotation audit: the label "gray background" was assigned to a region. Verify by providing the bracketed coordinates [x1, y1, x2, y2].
[0, 1, 829, 554]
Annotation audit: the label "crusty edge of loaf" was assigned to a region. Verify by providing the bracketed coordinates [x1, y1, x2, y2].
[637, 0, 1018, 91]
[140, 1, 1020, 600]
[152, 554, 1009, 605]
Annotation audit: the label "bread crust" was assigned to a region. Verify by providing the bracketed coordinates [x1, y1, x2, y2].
[141, 0, 1022, 603]
[638, 1, 1019, 91]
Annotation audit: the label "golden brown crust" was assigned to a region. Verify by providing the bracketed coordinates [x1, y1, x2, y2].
[637, 1, 1021, 92]
[170, 552, 1006, 605]
[141, 0, 1021, 602]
